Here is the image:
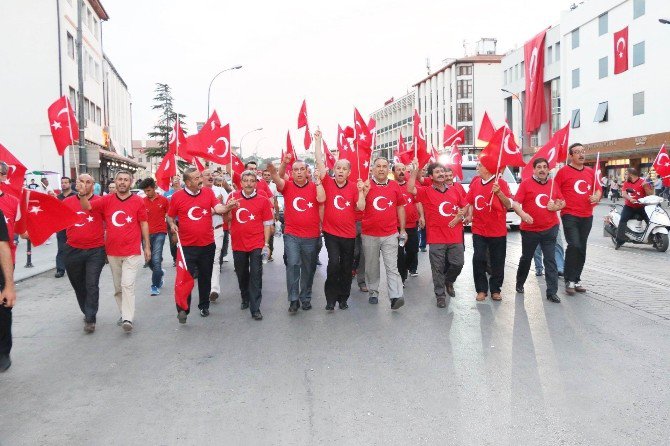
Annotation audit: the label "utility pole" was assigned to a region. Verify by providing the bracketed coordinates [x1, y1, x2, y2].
[76, 0, 87, 173]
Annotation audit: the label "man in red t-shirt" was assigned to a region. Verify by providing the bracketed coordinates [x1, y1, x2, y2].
[314, 130, 366, 310]
[361, 158, 406, 310]
[224, 171, 274, 320]
[408, 162, 465, 308]
[465, 157, 512, 301]
[511, 158, 566, 303]
[140, 177, 169, 296]
[393, 162, 423, 285]
[167, 168, 226, 324]
[615, 167, 653, 249]
[268, 154, 321, 313]
[554, 143, 602, 295]
[63, 174, 106, 333]
[79, 171, 150, 333]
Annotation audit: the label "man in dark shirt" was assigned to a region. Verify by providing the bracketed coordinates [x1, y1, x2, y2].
[0, 209, 17, 371]
[55, 176, 74, 278]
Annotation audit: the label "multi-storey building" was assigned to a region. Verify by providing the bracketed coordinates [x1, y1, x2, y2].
[369, 92, 415, 160]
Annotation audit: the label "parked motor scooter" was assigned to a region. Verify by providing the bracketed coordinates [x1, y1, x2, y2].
[604, 195, 670, 252]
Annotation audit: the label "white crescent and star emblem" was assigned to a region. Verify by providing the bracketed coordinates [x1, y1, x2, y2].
[74, 211, 88, 227]
[503, 134, 519, 155]
[474, 195, 486, 211]
[418, 126, 426, 141]
[438, 201, 454, 217]
[292, 197, 313, 212]
[235, 207, 254, 223]
[187, 206, 207, 221]
[372, 196, 391, 211]
[168, 130, 176, 144]
[547, 147, 556, 163]
[574, 179, 589, 195]
[163, 158, 171, 171]
[535, 194, 549, 209]
[111, 210, 127, 227]
[529, 46, 539, 88]
[333, 195, 348, 210]
[51, 121, 62, 130]
[616, 37, 626, 58]
[207, 136, 230, 159]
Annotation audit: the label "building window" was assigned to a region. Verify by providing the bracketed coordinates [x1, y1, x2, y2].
[520, 61, 524, 78]
[514, 64, 518, 80]
[93, 19, 99, 39]
[633, 91, 645, 116]
[84, 99, 90, 120]
[555, 42, 561, 61]
[86, 8, 93, 29]
[462, 126, 473, 146]
[96, 106, 102, 125]
[503, 69, 507, 84]
[572, 68, 580, 88]
[598, 13, 608, 36]
[572, 28, 580, 49]
[599, 56, 608, 79]
[69, 87, 77, 112]
[594, 102, 608, 122]
[634, 0, 645, 19]
[457, 79, 472, 99]
[66, 32, 74, 59]
[633, 41, 645, 67]
[547, 46, 553, 65]
[551, 78, 561, 132]
[530, 132, 539, 147]
[571, 109, 580, 128]
[457, 65, 472, 76]
[457, 103, 472, 122]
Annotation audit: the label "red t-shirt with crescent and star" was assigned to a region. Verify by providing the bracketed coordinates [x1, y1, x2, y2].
[466, 176, 511, 238]
[321, 176, 358, 239]
[278, 180, 321, 238]
[514, 178, 563, 232]
[554, 165, 599, 218]
[622, 178, 648, 209]
[143, 194, 169, 234]
[0, 191, 25, 262]
[397, 181, 418, 229]
[63, 194, 105, 249]
[362, 180, 406, 237]
[90, 193, 147, 256]
[167, 187, 219, 247]
[415, 185, 466, 244]
[226, 190, 273, 252]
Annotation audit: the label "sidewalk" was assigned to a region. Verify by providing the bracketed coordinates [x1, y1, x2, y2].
[13, 235, 59, 282]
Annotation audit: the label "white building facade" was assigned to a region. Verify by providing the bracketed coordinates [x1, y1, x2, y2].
[369, 93, 416, 161]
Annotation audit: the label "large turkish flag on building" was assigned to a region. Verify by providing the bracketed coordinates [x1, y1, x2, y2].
[524, 29, 548, 135]
[614, 27, 629, 74]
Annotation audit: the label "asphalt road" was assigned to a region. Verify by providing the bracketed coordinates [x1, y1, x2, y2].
[2, 204, 670, 445]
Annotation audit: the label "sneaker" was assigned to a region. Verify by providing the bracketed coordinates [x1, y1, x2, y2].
[200, 308, 210, 317]
[177, 310, 187, 324]
[301, 301, 312, 311]
[436, 297, 446, 308]
[516, 284, 525, 293]
[368, 295, 378, 305]
[0, 354, 11, 372]
[420, 248, 427, 252]
[288, 301, 300, 313]
[547, 294, 561, 303]
[122, 320, 133, 332]
[252, 311, 263, 321]
[209, 291, 219, 302]
[116, 317, 123, 326]
[391, 297, 405, 310]
[409, 271, 418, 277]
[565, 281, 576, 296]
[84, 322, 96, 333]
[159, 270, 165, 288]
[150, 285, 160, 296]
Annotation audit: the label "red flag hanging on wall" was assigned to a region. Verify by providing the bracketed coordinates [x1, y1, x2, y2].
[47, 96, 79, 156]
[613, 27, 629, 74]
[524, 29, 548, 135]
[0, 143, 27, 198]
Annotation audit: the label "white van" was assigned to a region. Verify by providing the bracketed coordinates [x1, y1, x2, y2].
[458, 154, 521, 230]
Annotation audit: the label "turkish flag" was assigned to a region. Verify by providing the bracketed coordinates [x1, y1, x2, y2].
[412, 110, 427, 154]
[0, 143, 27, 198]
[21, 189, 79, 246]
[430, 145, 440, 162]
[478, 112, 497, 142]
[521, 126, 568, 181]
[229, 152, 245, 188]
[397, 131, 407, 154]
[614, 27, 629, 74]
[187, 111, 222, 158]
[446, 145, 463, 180]
[343, 126, 355, 140]
[156, 147, 177, 191]
[337, 125, 353, 161]
[304, 124, 312, 151]
[323, 140, 336, 170]
[554, 123, 571, 163]
[169, 120, 188, 158]
[174, 244, 194, 312]
[524, 29, 548, 135]
[444, 125, 465, 147]
[653, 144, 670, 178]
[368, 117, 377, 151]
[480, 126, 525, 173]
[47, 96, 79, 156]
[193, 124, 231, 165]
[354, 108, 371, 150]
[353, 108, 373, 179]
[297, 100, 308, 129]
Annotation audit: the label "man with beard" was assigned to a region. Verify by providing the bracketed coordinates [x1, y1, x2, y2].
[314, 130, 366, 311]
[55, 176, 74, 278]
[393, 163, 423, 284]
[554, 143, 602, 295]
[408, 162, 466, 307]
[615, 167, 653, 249]
[511, 158, 566, 303]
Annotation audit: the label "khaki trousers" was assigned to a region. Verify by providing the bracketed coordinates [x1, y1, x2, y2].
[107, 254, 143, 322]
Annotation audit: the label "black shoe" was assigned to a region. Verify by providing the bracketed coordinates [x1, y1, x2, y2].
[289, 301, 300, 313]
[445, 282, 455, 298]
[558, 271, 564, 277]
[241, 301, 249, 310]
[252, 311, 263, 320]
[325, 303, 335, 311]
[84, 322, 96, 334]
[391, 297, 405, 310]
[177, 310, 187, 324]
[516, 284, 524, 293]
[301, 301, 312, 311]
[547, 294, 561, 303]
[0, 354, 11, 372]
[615, 241, 624, 250]
[339, 301, 349, 310]
[200, 308, 210, 317]
[55, 270, 65, 278]
[209, 292, 219, 303]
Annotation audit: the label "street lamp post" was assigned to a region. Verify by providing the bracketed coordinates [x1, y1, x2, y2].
[206, 65, 242, 118]
[239, 128, 263, 160]
[501, 88, 525, 150]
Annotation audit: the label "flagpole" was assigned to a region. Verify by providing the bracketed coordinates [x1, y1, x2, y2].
[175, 232, 188, 272]
[593, 151, 600, 191]
[489, 126, 506, 206]
[66, 98, 75, 178]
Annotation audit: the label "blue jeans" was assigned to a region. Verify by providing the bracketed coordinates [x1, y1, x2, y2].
[283, 234, 319, 302]
[533, 229, 565, 273]
[149, 233, 166, 287]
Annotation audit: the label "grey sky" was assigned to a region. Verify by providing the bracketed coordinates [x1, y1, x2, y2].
[102, 0, 571, 158]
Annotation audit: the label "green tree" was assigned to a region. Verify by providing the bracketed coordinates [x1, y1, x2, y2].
[146, 83, 187, 159]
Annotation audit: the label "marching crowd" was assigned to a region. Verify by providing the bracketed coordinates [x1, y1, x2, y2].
[2, 134, 628, 373]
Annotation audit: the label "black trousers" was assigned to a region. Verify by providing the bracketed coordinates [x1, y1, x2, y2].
[516, 225, 559, 296]
[169, 236, 177, 261]
[561, 215, 593, 284]
[472, 234, 506, 294]
[55, 230, 67, 273]
[397, 227, 419, 282]
[64, 245, 106, 323]
[616, 205, 648, 244]
[0, 272, 10, 356]
[233, 249, 263, 314]
[268, 230, 275, 256]
[323, 232, 355, 305]
[179, 243, 215, 314]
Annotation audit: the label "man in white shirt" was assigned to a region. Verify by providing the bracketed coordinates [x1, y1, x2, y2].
[262, 169, 280, 261]
[203, 169, 229, 302]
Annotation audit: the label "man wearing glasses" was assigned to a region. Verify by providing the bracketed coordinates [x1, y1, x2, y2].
[554, 143, 602, 296]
